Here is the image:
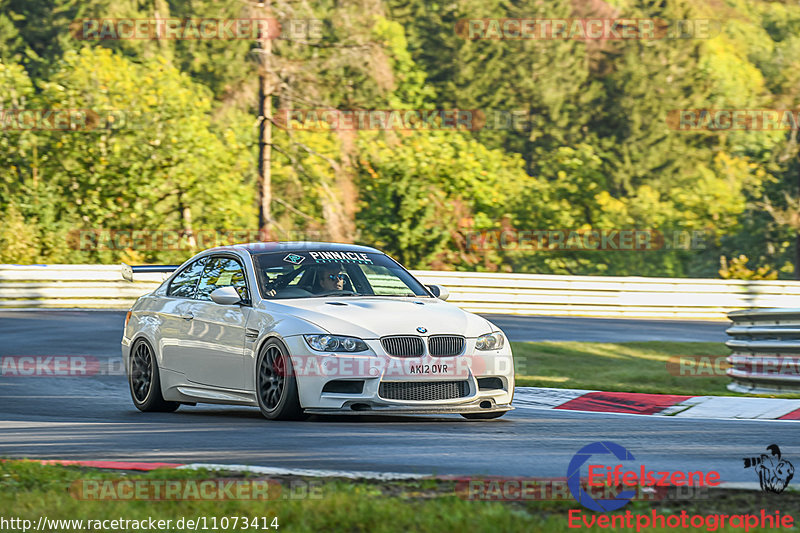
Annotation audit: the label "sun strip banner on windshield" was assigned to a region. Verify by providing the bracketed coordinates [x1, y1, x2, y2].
[306, 251, 374, 264]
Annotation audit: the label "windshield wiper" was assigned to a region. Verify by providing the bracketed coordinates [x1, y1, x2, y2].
[310, 291, 359, 298]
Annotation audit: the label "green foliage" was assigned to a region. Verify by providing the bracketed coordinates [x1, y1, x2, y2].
[2, 46, 255, 264]
[0, 59, 35, 188]
[1, 0, 800, 280]
[719, 254, 778, 280]
[372, 16, 435, 109]
[355, 130, 533, 269]
[0, 202, 39, 263]
[269, 125, 345, 239]
[7, 460, 796, 533]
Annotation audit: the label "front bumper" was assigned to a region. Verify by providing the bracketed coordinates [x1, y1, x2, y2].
[282, 335, 515, 413]
[120, 335, 132, 374]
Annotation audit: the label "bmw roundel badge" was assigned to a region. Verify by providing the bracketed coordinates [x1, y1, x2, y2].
[416, 327, 427, 333]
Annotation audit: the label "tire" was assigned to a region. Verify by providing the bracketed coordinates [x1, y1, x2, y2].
[128, 339, 179, 413]
[461, 411, 507, 420]
[256, 338, 305, 420]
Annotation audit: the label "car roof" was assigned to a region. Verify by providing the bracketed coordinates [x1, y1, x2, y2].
[207, 241, 383, 255]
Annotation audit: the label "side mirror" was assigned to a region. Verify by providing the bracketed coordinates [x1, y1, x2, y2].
[427, 284, 450, 301]
[210, 286, 242, 305]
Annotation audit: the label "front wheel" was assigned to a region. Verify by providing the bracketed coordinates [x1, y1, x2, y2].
[461, 411, 507, 420]
[128, 339, 179, 412]
[256, 339, 305, 420]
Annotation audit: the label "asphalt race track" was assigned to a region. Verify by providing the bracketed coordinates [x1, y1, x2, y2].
[0, 310, 790, 484]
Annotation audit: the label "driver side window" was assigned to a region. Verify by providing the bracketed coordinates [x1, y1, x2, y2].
[195, 257, 249, 303]
[167, 258, 207, 298]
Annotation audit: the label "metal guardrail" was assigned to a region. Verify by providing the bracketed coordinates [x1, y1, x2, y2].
[1, 264, 800, 319]
[726, 308, 800, 394]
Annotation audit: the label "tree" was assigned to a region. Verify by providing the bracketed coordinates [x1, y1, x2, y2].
[2, 46, 256, 263]
[355, 129, 535, 269]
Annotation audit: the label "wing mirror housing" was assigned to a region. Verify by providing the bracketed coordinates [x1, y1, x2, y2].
[427, 284, 450, 301]
[210, 286, 242, 305]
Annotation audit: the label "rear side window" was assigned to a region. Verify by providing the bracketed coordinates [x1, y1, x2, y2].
[195, 256, 250, 303]
[167, 258, 207, 298]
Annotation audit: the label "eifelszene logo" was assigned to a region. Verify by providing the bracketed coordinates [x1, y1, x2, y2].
[743, 445, 795, 493]
[567, 441, 721, 512]
[568, 441, 637, 511]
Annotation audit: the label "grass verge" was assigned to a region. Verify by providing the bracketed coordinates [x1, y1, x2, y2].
[510, 341, 799, 398]
[1, 461, 798, 532]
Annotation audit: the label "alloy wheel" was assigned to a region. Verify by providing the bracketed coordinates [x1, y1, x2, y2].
[259, 345, 286, 410]
[130, 342, 154, 403]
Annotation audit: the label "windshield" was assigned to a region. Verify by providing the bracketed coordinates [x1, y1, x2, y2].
[252, 251, 431, 299]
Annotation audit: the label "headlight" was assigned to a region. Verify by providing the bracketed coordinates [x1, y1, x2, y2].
[475, 332, 504, 351]
[304, 335, 368, 353]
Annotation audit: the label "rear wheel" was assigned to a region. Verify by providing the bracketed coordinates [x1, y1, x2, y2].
[256, 339, 305, 420]
[128, 339, 179, 412]
[461, 411, 506, 420]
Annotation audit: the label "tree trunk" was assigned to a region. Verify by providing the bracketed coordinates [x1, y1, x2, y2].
[795, 234, 800, 280]
[796, 157, 800, 280]
[258, 0, 273, 241]
[178, 192, 196, 249]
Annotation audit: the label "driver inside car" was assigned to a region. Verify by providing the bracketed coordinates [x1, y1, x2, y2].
[314, 264, 346, 293]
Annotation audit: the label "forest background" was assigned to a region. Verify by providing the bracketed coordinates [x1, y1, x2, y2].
[2, 0, 799, 280]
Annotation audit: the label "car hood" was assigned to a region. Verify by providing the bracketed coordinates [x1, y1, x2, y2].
[264, 297, 494, 338]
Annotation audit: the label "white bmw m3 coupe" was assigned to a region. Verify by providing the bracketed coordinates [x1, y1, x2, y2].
[121, 242, 514, 420]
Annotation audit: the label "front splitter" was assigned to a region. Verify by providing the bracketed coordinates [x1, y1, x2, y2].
[303, 405, 514, 416]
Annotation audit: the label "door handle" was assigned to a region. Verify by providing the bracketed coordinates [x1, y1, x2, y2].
[181, 312, 194, 320]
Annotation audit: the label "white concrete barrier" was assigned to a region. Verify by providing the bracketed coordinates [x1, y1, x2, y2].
[413, 271, 800, 320]
[1, 264, 798, 319]
[0, 265, 160, 308]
